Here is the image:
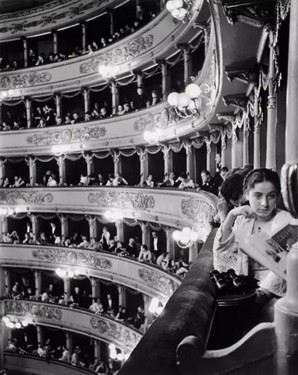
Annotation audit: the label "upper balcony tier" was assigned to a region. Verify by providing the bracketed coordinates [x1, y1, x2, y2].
[0, 187, 218, 235]
[0, 4, 207, 95]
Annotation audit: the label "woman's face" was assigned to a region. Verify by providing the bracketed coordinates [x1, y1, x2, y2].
[246, 181, 278, 220]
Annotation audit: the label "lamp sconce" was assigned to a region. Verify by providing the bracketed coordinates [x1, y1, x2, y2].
[98, 64, 120, 80]
[55, 268, 88, 279]
[2, 316, 29, 329]
[143, 129, 164, 144]
[167, 82, 213, 119]
[172, 227, 198, 248]
[104, 210, 124, 223]
[166, 0, 192, 23]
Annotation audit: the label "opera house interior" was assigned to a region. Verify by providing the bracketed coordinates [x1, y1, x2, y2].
[0, 0, 298, 374]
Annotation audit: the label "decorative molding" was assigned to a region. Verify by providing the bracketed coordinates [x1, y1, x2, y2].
[138, 268, 178, 297]
[0, 72, 52, 90]
[80, 35, 154, 73]
[181, 197, 216, 224]
[4, 300, 62, 321]
[90, 316, 141, 350]
[88, 191, 155, 210]
[0, 0, 111, 36]
[216, 112, 236, 125]
[26, 125, 106, 145]
[32, 248, 112, 270]
[0, 191, 53, 205]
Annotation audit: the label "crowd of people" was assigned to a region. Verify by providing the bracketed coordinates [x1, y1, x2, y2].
[0, 3, 157, 73]
[0, 86, 161, 131]
[5, 337, 120, 374]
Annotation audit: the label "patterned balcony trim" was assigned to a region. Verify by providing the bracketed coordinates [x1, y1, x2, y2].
[0, 72, 52, 90]
[90, 315, 141, 349]
[0, 0, 125, 39]
[26, 125, 106, 145]
[181, 197, 217, 223]
[0, 191, 54, 205]
[32, 248, 112, 270]
[80, 35, 154, 73]
[2, 300, 142, 351]
[138, 268, 176, 296]
[88, 191, 155, 210]
[4, 300, 62, 321]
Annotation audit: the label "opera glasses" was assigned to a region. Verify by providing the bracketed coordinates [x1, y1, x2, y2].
[210, 269, 259, 296]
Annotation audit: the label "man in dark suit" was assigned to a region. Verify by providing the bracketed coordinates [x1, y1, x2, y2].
[160, 172, 179, 188]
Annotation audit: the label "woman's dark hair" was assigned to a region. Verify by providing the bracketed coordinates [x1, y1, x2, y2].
[220, 173, 244, 203]
[243, 168, 281, 195]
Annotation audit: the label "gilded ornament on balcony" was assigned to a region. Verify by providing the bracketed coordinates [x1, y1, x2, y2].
[27, 125, 106, 145]
[138, 268, 178, 296]
[90, 316, 141, 349]
[181, 197, 216, 223]
[0, 191, 53, 205]
[0, 72, 52, 90]
[88, 191, 155, 210]
[80, 35, 154, 74]
[32, 248, 112, 270]
[4, 300, 62, 321]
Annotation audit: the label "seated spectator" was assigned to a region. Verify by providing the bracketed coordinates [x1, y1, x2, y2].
[59, 346, 70, 362]
[64, 114, 72, 124]
[177, 172, 195, 189]
[78, 174, 89, 186]
[114, 173, 128, 186]
[84, 112, 92, 122]
[5, 339, 18, 352]
[198, 169, 218, 195]
[89, 299, 105, 315]
[10, 176, 25, 187]
[55, 116, 63, 126]
[88, 237, 102, 251]
[138, 244, 154, 263]
[77, 235, 90, 248]
[97, 173, 106, 186]
[36, 118, 46, 128]
[65, 232, 82, 247]
[107, 239, 116, 252]
[72, 111, 83, 124]
[100, 37, 107, 48]
[71, 346, 84, 367]
[70, 286, 82, 308]
[115, 306, 128, 323]
[10, 282, 22, 300]
[220, 166, 229, 181]
[123, 102, 133, 114]
[126, 238, 139, 258]
[35, 54, 45, 66]
[137, 173, 146, 187]
[28, 49, 37, 66]
[133, 306, 145, 330]
[100, 226, 110, 250]
[133, 87, 147, 110]
[47, 174, 58, 187]
[160, 253, 175, 272]
[37, 232, 49, 245]
[160, 172, 179, 188]
[175, 257, 189, 277]
[99, 107, 108, 119]
[144, 174, 154, 187]
[115, 241, 128, 256]
[92, 41, 99, 51]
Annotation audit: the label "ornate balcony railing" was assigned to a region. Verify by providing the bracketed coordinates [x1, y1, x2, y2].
[0, 187, 218, 234]
[0, 245, 181, 304]
[0, 5, 204, 95]
[1, 299, 142, 352]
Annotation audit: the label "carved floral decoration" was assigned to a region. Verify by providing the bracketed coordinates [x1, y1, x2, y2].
[4, 300, 62, 321]
[0, 0, 107, 35]
[32, 248, 112, 270]
[80, 35, 154, 73]
[90, 316, 141, 350]
[0, 72, 52, 90]
[138, 268, 179, 296]
[27, 125, 106, 145]
[88, 191, 155, 210]
[181, 198, 216, 224]
[0, 191, 53, 206]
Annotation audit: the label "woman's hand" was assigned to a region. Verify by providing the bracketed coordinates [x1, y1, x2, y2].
[230, 205, 255, 219]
